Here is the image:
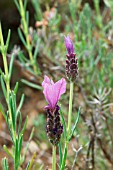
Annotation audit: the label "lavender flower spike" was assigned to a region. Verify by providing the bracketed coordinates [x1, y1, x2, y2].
[42, 75, 66, 110]
[42, 76, 66, 145]
[64, 35, 78, 81]
[64, 35, 74, 55]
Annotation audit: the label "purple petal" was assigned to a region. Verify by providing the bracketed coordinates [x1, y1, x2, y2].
[43, 83, 56, 109]
[42, 76, 66, 110]
[64, 35, 74, 55]
[42, 75, 54, 88]
[54, 78, 66, 102]
[42, 76, 54, 108]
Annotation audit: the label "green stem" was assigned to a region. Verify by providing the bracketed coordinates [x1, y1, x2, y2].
[67, 81, 74, 136]
[19, 0, 38, 75]
[2, 53, 10, 98]
[26, 37, 37, 74]
[0, 25, 16, 143]
[0, 25, 10, 92]
[0, 26, 11, 121]
[2, 54, 12, 124]
[52, 145, 56, 170]
[61, 81, 74, 170]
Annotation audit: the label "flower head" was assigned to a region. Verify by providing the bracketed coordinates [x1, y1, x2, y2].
[64, 35, 74, 55]
[42, 76, 66, 145]
[42, 75, 66, 110]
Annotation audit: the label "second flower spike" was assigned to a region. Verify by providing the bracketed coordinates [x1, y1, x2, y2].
[64, 36, 78, 82]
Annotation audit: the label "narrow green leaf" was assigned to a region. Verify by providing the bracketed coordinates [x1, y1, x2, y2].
[21, 127, 34, 164]
[60, 105, 67, 139]
[2, 157, 9, 170]
[18, 28, 27, 47]
[15, 139, 19, 170]
[6, 111, 14, 144]
[18, 111, 22, 135]
[24, 0, 28, 11]
[18, 51, 28, 63]
[0, 68, 2, 74]
[16, 94, 24, 118]
[0, 68, 5, 77]
[69, 107, 81, 141]
[6, 112, 15, 144]
[33, 39, 40, 60]
[26, 11, 29, 28]
[0, 103, 6, 120]
[29, 127, 35, 141]
[9, 94, 16, 131]
[14, 82, 19, 94]
[5, 29, 11, 51]
[13, 93, 16, 113]
[31, 0, 43, 20]
[21, 79, 43, 90]
[58, 142, 63, 167]
[9, 54, 15, 79]
[27, 152, 36, 170]
[20, 116, 28, 137]
[3, 145, 13, 159]
[60, 145, 67, 170]
[39, 165, 44, 170]
[0, 23, 4, 46]
[17, 135, 23, 164]
[1, 76, 7, 98]
[14, 0, 20, 12]
[19, 135, 23, 154]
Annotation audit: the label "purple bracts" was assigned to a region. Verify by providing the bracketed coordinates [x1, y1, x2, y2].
[42, 76, 66, 145]
[42, 75, 66, 110]
[64, 36, 78, 81]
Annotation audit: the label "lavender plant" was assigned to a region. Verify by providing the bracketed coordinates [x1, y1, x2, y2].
[1, 1, 113, 169]
[42, 76, 66, 169]
[0, 24, 32, 170]
[42, 36, 80, 169]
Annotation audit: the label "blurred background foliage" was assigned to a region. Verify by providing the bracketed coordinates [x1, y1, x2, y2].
[0, 0, 113, 169]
